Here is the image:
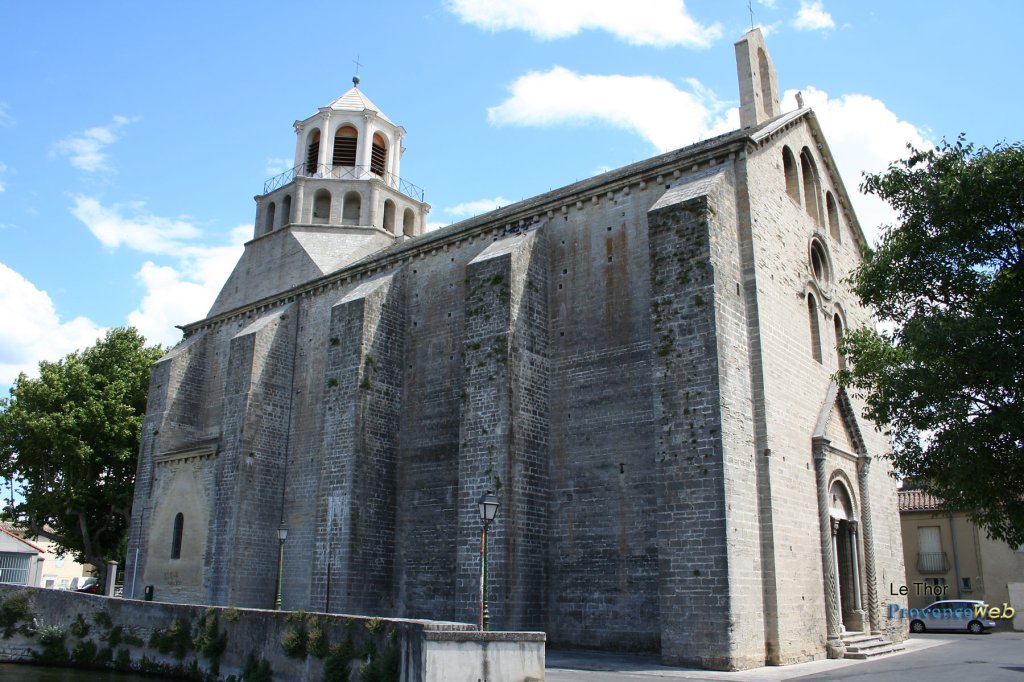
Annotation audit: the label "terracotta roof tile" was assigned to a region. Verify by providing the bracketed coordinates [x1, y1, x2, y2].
[898, 489, 944, 512]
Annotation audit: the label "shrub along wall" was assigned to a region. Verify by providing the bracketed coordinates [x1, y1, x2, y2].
[0, 584, 544, 681]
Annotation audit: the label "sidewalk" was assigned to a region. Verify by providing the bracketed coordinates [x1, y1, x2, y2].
[545, 636, 952, 681]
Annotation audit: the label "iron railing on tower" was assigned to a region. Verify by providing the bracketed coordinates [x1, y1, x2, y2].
[262, 163, 425, 202]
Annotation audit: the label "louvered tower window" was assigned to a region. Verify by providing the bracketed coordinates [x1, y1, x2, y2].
[371, 133, 387, 176]
[333, 126, 358, 167]
[306, 130, 321, 175]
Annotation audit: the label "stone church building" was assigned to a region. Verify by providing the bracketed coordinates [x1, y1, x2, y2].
[126, 30, 907, 669]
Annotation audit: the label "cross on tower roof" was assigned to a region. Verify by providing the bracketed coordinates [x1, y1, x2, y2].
[352, 54, 364, 87]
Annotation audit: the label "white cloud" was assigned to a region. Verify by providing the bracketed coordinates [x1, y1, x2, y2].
[71, 195, 202, 253]
[446, 0, 721, 48]
[444, 196, 513, 218]
[488, 66, 734, 152]
[793, 1, 835, 31]
[781, 87, 931, 244]
[0, 263, 106, 386]
[51, 115, 138, 172]
[126, 225, 250, 346]
[0, 161, 7, 192]
[69, 196, 248, 346]
[0, 102, 13, 128]
[266, 157, 293, 175]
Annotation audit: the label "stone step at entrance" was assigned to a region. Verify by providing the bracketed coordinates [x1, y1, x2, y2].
[841, 631, 905, 659]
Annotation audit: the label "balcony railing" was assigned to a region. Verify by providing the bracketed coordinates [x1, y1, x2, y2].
[917, 552, 949, 574]
[262, 163, 425, 202]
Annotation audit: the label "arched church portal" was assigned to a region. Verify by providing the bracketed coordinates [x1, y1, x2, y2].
[829, 479, 866, 632]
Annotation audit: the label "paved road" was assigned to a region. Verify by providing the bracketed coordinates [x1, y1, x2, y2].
[545, 631, 1024, 681]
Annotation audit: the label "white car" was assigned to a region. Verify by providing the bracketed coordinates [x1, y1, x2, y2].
[909, 599, 997, 634]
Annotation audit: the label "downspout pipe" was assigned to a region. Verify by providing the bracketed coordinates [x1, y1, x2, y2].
[949, 513, 962, 598]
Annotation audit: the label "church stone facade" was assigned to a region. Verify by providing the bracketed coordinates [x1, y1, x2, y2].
[126, 30, 908, 669]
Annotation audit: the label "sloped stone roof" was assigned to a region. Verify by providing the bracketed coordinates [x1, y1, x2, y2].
[327, 86, 393, 124]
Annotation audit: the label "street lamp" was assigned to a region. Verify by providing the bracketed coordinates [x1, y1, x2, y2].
[478, 490, 500, 631]
[275, 521, 288, 610]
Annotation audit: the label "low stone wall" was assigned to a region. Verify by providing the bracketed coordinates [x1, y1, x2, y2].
[0, 585, 545, 681]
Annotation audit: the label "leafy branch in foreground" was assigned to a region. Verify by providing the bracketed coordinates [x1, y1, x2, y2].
[0, 327, 163, 581]
[838, 137, 1024, 546]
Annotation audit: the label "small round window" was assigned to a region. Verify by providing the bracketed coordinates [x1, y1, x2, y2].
[810, 239, 831, 288]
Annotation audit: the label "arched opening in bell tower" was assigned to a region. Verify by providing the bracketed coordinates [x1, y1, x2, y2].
[313, 189, 332, 224]
[306, 130, 322, 176]
[342, 191, 362, 225]
[281, 194, 292, 228]
[264, 202, 276, 235]
[403, 208, 416, 237]
[383, 199, 396, 233]
[371, 133, 388, 176]
[333, 126, 358, 169]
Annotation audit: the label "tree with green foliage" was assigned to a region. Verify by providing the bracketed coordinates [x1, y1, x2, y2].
[0, 327, 163, 583]
[838, 138, 1024, 546]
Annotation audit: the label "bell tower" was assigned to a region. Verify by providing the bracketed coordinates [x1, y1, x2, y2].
[207, 79, 431, 317]
[255, 76, 430, 239]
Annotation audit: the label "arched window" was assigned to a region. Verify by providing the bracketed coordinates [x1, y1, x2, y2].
[313, 189, 332, 224]
[264, 202, 276, 234]
[281, 194, 292, 228]
[383, 199, 396, 233]
[834, 313, 845, 370]
[403, 208, 416, 237]
[783, 146, 800, 203]
[333, 126, 358, 168]
[370, 133, 387, 177]
[810, 239, 831, 288]
[801, 148, 822, 225]
[757, 47, 772, 113]
[826, 191, 840, 242]
[342, 191, 361, 225]
[171, 512, 184, 560]
[808, 294, 822, 364]
[305, 130, 321, 176]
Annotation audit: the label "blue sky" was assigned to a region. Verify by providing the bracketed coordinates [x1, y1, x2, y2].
[1, 1, 1021, 391]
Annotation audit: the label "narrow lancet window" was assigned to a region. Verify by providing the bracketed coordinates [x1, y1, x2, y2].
[801, 148, 821, 225]
[783, 146, 799, 203]
[826, 191, 840, 242]
[808, 294, 822, 364]
[834, 313, 845, 370]
[171, 512, 184, 560]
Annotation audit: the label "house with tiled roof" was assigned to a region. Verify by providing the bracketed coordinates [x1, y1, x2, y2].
[0, 523, 92, 589]
[898, 489, 1024, 628]
[0, 525, 44, 586]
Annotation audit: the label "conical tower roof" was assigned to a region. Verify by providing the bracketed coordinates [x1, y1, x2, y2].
[327, 84, 393, 124]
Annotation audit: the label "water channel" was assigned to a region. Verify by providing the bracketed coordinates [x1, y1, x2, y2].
[0, 663, 161, 681]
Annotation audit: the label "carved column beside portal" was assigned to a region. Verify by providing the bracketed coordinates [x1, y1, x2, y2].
[813, 442, 844, 658]
[857, 456, 881, 634]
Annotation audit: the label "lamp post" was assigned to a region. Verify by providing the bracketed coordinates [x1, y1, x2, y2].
[275, 521, 288, 610]
[477, 490, 500, 631]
